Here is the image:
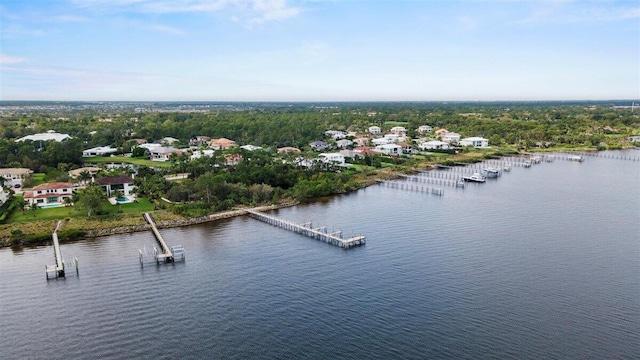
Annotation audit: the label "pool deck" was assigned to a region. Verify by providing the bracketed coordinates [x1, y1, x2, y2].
[108, 196, 136, 205]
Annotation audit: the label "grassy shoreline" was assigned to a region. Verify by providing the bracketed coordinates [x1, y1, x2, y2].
[2, 147, 634, 247]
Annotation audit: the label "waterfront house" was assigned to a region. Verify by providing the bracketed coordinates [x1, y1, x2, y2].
[419, 140, 450, 150]
[354, 147, 382, 156]
[95, 176, 135, 197]
[23, 182, 73, 207]
[629, 135, 640, 143]
[398, 142, 413, 154]
[459, 137, 489, 148]
[319, 153, 346, 166]
[368, 126, 382, 135]
[375, 144, 403, 156]
[82, 146, 118, 157]
[0, 168, 33, 188]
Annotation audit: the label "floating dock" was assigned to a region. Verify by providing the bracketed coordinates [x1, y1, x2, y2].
[142, 213, 185, 263]
[246, 210, 365, 249]
[45, 221, 78, 279]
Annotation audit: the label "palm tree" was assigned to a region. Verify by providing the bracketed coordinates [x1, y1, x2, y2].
[29, 202, 39, 218]
[78, 170, 92, 186]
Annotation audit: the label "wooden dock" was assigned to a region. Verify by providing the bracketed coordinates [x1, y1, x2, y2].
[143, 213, 185, 263]
[246, 210, 365, 249]
[46, 221, 78, 279]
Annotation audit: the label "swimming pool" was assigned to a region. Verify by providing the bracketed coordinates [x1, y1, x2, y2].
[39, 203, 63, 209]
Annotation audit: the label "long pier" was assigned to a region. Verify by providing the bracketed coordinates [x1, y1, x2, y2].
[45, 221, 78, 279]
[143, 213, 184, 263]
[246, 210, 365, 249]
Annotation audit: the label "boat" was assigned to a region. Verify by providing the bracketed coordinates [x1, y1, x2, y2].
[503, 164, 511, 172]
[463, 173, 486, 183]
[483, 168, 501, 178]
[523, 160, 532, 168]
[545, 155, 555, 162]
[531, 156, 542, 164]
[568, 155, 584, 162]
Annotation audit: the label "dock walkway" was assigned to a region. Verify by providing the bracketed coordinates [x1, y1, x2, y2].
[246, 210, 365, 249]
[46, 221, 78, 279]
[143, 213, 184, 263]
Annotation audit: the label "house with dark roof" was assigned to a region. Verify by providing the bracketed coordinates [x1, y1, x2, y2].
[23, 182, 73, 207]
[95, 176, 135, 197]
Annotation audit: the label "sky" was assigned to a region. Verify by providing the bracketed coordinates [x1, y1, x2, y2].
[0, 0, 638, 101]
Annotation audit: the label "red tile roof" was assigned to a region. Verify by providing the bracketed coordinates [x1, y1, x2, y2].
[31, 182, 73, 191]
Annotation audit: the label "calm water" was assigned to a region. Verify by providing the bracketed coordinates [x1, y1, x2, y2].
[1, 151, 639, 359]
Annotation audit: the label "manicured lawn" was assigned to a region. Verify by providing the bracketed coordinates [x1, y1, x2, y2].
[84, 156, 172, 168]
[8, 197, 155, 223]
[32, 173, 46, 186]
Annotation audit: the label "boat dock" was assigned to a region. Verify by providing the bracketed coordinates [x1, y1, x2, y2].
[246, 209, 365, 249]
[142, 213, 185, 263]
[45, 221, 78, 279]
[381, 180, 446, 195]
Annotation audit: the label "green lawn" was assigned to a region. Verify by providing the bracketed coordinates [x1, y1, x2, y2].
[8, 197, 155, 223]
[32, 173, 46, 186]
[84, 156, 172, 168]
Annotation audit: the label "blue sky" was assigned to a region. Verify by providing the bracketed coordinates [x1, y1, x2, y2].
[1, 0, 638, 101]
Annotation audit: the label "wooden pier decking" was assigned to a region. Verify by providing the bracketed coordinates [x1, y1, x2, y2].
[246, 210, 365, 249]
[143, 213, 185, 263]
[45, 221, 78, 279]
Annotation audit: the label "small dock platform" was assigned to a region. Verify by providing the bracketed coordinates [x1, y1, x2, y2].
[246, 210, 365, 249]
[142, 213, 185, 263]
[45, 221, 78, 279]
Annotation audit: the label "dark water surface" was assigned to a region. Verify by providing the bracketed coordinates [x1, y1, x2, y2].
[1, 151, 639, 359]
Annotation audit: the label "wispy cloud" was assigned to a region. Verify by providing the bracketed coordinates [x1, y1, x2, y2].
[50, 14, 91, 23]
[518, 4, 640, 25]
[0, 54, 28, 65]
[146, 24, 187, 35]
[70, 0, 302, 24]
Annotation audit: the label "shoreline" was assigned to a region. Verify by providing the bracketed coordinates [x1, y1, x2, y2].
[2, 147, 637, 248]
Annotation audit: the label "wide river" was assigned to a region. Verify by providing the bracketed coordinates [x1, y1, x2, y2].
[1, 151, 638, 359]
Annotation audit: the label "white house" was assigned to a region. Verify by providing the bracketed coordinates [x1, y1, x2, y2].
[336, 139, 353, 149]
[371, 137, 394, 146]
[419, 140, 450, 150]
[460, 137, 489, 148]
[82, 146, 118, 157]
[324, 130, 346, 140]
[190, 149, 215, 160]
[368, 126, 382, 135]
[23, 182, 73, 207]
[629, 135, 640, 143]
[319, 153, 346, 166]
[441, 132, 461, 144]
[16, 130, 71, 142]
[161, 137, 180, 145]
[137, 143, 162, 151]
[240, 144, 263, 151]
[417, 125, 433, 134]
[0, 168, 33, 188]
[375, 144, 403, 155]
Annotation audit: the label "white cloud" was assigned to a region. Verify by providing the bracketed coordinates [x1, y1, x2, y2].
[0, 54, 28, 65]
[70, 0, 302, 24]
[518, 4, 640, 25]
[146, 24, 187, 35]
